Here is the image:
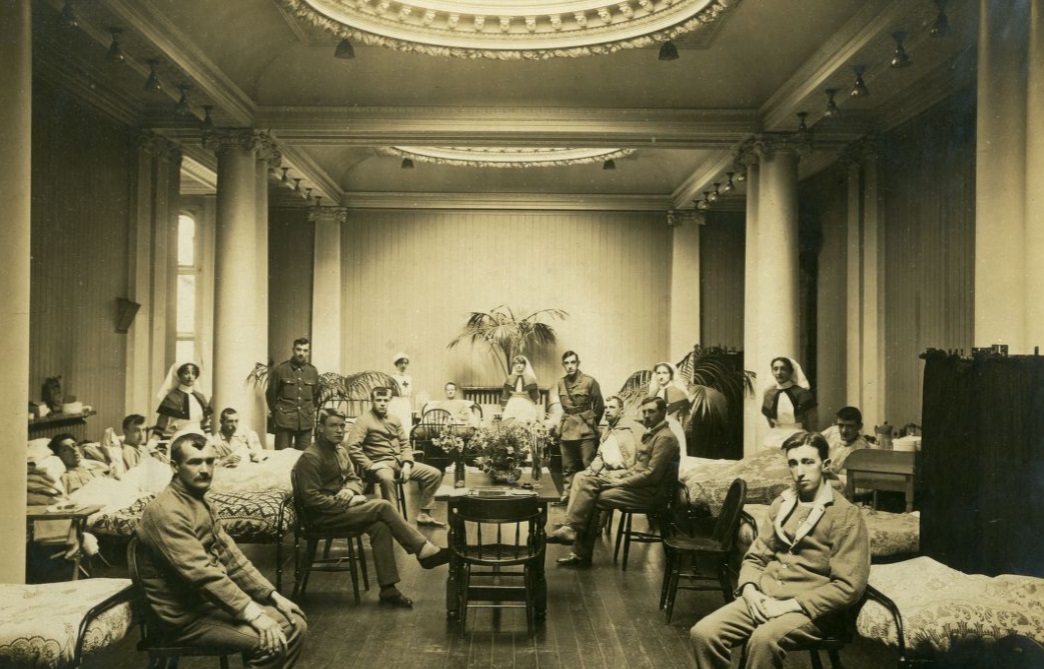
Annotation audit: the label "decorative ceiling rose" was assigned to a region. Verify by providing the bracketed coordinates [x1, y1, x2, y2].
[387, 146, 634, 168]
[277, 0, 738, 59]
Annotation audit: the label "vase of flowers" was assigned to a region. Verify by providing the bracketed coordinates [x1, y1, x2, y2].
[470, 423, 534, 485]
[528, 421, 554, 482]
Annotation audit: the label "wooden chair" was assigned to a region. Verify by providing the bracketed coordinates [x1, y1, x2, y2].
[661, 478, 747, 622]
[127, 537, 237, 669]
[597, 461, 679, 571]
[289, 470, 370, 603]
[448, 495, 547, 637]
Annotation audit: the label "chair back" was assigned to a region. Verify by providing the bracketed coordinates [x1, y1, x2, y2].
[710, 478, 747, 548]
[448, 495, 546, 565]
[289, 468, 309, 534]
[127, 536, 173, 647]
[420, 408, 453, 428]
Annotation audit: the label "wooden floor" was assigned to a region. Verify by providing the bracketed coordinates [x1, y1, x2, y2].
[85, 501, 898, 669]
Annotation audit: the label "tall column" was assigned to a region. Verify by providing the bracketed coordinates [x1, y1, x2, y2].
[0, 0, 30, 584]
[741, 152, 763, 454]
[860, 150, 885, 427]
[253, 138, 278, 438]
[668, 212, 701, 362]
[743, 134, 807, 454]
[975, 0, 1029, 350]
[1025, 0, 1044, 345]
[310, 207, 347, 374]
[206, 130, 260, 431]
[844, 160, 862, 407]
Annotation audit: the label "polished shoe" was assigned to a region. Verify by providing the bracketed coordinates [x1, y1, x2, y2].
[418, 547, 451, 569]
[416, 513, 446, 527]
[378, 591, 414, 608]
[549, 496, 569, 507]
[546, 526, 576, 545]
[555, 554, 592, 568]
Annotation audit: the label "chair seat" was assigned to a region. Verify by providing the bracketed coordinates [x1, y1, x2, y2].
[663, 534, 729, 553]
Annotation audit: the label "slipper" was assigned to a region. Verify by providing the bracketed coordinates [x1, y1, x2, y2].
[379, 592, 414, 608]
[416, 515, 446, 527]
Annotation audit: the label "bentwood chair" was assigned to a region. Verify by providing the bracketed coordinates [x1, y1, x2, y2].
[597, 461, 679, 571]
[661, 477, 747, 622]
[127, 537, 237, 669]
[448, 495, 547, 637]
[289, 470, 370, 603]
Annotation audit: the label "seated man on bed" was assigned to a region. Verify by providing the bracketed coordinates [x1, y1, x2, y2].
[690, 431, 870, 669]
[209, 407, 266, 467]
[136, 432, 307, 668]
[820, 406, 870, 475]
[48, 434, 104, 494]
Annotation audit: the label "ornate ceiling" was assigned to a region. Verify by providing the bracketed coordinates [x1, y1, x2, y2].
[387, 147, 634, 167]
[277, 0, 737, 58]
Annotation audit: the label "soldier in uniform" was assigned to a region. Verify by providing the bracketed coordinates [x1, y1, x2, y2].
[549, 350, 604, 505]
[267, 338, 320, 451]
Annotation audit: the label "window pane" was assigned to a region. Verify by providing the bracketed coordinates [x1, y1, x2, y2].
[178, 214, 196, 266]
[175, 340, 196, 367]
[177, 274, 196, 332]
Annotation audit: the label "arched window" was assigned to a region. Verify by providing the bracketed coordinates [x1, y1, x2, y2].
[175, 212, 200, 364]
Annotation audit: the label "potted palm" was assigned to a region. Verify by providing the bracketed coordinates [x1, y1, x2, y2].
[446, 305, 568, 375]
[247, 364, 397, 417]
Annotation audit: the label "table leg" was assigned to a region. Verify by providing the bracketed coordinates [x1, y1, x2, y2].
[446, 555, 460, 620]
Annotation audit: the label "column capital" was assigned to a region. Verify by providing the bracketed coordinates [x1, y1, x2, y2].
[255, 132, 283, 167]
[137, 131, 183, 164]
[308, 206, 348, 225]
[733, 136, 759, 170]
[838, 133, 880, 167]
[202, 128, 265, 157]
[752, 131, 812, 159]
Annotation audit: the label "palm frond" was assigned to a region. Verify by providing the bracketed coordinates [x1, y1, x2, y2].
[447, 305, 569, 375]
[688, 386, 729, 423]
[246, 362, 271, 386]
[617, 370, 653, 414]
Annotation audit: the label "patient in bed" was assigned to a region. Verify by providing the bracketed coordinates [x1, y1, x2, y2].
[49, 433, 104, 494]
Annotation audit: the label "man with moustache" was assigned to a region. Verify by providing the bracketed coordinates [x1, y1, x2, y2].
[549, 396, 678, 567]
[294, 410, 450, 608]
[135, 432, 307, 668]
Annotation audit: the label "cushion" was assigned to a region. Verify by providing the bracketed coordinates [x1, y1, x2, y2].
[0, 578, 133, 669]
[680, 450, 792, 515]
[857, 556, 1044, 654]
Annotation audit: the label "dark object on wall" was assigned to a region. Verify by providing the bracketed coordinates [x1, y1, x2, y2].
[115, 297, 141, 333]
[920, 353, 1044, 578]
[42, 376, 63, 413]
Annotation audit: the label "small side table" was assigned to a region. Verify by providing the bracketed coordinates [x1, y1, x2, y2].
[26, 504, 103, 580]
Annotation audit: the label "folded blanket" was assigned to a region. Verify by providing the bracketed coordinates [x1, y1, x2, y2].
[27, 492, 61, 506]
[28, 470, 59, 487]
[27, 482, 63, 496]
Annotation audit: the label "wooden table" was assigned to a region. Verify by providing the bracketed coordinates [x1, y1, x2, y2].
[844, 449, 918, 512]
[26, 504, 103, 580]
[436, 467, 561, 621]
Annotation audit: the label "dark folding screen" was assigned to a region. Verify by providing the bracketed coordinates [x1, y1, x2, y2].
[920, 352, 1044, 577]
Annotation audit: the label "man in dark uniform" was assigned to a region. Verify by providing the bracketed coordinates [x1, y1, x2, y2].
[550, 350, 604, 505]
[267, 338, 320, 451]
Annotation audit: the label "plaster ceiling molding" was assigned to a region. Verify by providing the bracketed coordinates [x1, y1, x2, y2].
[274, 0, 740, 59]
[386, 146, 634, 168]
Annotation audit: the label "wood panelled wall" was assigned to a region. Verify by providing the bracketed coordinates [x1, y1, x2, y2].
[29, 82, 134, 440]
[699, 212, 745, 350]
[268, 207, 315, 366]
[881, 90, 976, 426]
[338, 210, 670, 403]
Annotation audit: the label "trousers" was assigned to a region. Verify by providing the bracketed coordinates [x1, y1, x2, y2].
[174, 605, 307, 669]
[559, 438, 597, 496]
[274, 428, 312, 451]
[312, 498, 428, 586]
[370, 461, 442, 510]
[689, 597, 830, 669]
[565, 476, 660, 559]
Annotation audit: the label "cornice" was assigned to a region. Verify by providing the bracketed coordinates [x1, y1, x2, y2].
[341, 192, 670, 211]
[279, 144, 345, 203]
[33, 40, 139, 127]
[101, 0, 256, 125]
[253, 106, 758, 148]
[180, 153, 218, 194]
[759, 0, 906, 130]
[137, 131, 183, 163]
[671, 150, 737, 210]
[875, 55, 976, 133]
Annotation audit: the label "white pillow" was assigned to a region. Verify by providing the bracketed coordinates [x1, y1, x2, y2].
[27, 438, 52, 463]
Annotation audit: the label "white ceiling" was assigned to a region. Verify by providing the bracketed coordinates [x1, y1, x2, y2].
[33, 0, 978, 210]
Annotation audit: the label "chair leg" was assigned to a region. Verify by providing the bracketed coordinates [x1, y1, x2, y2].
[659, 546, 673, 610]
[621, 513, 633, 571]
[298, 539, 319, 598]
[458, 564, 470, 638]
[809, 650, 824, 669]
[665, 567, 681, 623]
[356, 535, 370, 590]
[396, 481, 408, 519]
[827, 649, 843, 668]
[275, 535, 284, 593]
[601, 509, 614, 534]
[613, 512, 627, 563]
[322, 538, 333, 560]
[219, 656, 230, 669]
[346, 536, 361, 604]
[717, 561, 734, 603]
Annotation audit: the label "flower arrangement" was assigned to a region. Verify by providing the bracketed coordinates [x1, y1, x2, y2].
[470, 423, 532, 481]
